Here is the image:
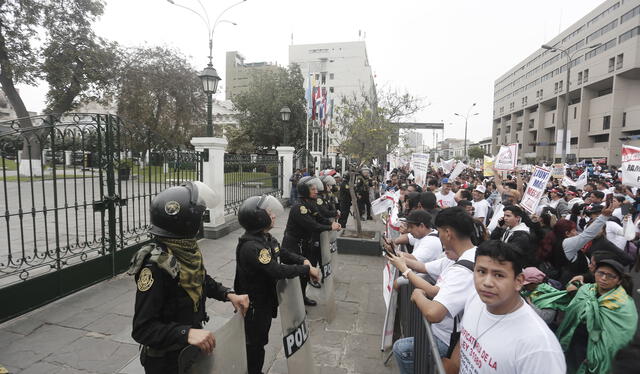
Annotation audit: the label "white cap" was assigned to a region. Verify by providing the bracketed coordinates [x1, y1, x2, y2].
[474, 185, 486, 193]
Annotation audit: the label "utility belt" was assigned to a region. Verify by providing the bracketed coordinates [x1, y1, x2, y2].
[141, 343, 184, 358]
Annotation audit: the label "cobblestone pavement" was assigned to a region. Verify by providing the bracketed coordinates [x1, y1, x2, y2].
[0, 211, 396, 374]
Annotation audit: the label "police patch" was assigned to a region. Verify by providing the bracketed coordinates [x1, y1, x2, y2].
[258, 248, 272, 264]
[164, 201, 181, 216]
[317, 198, 323, 205]
[275, 246, 280, 253]
[137, 267, 154, 292]
[300, 206, 308, 214]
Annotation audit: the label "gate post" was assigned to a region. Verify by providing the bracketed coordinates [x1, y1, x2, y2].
[191, 137, 227, 228]
[276, 146, 295, 203]
[328, 152, 336, 168]
[311, 151, 322, 175]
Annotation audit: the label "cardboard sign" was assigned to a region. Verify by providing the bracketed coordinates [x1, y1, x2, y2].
[551, 164, 566, 179]
[449, 161, 467, 180]
[494, 144, 518, 171]
[483, 156, 494, 176]
[410, 153, 430, 186]
[520, 166, 551, 214]
[622, 145, 640, 187]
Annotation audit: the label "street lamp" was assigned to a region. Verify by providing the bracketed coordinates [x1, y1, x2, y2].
[541, 42, 601, 163]
[454, 103, 479, 161]
[280, 106, 291, 145]
[168, 0, 246, 136]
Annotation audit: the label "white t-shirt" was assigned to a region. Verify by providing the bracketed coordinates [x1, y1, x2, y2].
[428, 247, 477, 346]
[459, 293, 566, 374]
[436, 191, 458, 208]
[606, 221, 627, 250]
[472, 199, 490, 221]
[408, 232, 443, 263]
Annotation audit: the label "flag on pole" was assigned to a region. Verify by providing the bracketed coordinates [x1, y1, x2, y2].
[305, 72, 312, 119]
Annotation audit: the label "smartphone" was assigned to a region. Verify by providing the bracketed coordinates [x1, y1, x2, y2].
[381, 234, 396, 256]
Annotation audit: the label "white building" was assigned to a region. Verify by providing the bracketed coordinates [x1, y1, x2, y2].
[289, 41, 376, 154]
[492, 0, 640, 165]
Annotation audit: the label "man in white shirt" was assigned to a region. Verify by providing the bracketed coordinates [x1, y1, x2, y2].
[471, 185, 490, 225]
[444, 240, 565, 374]
[387, 207, 477, 373]
[436, 178, 457, 208]
[401, 210, 443, 263]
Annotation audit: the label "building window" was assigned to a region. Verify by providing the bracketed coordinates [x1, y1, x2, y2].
[529, 119, 535, 128]
[619, 26, 640, 44]
[608, 57, 615, 72]
[329, 87, 334, 93]
[321, 72, 327, 84]
[584, 69, 589, 83]
[536, 90, 539, 98]
[593, 134, 609, 143]
[552, 113, 555, 124]
[577, 72, 583, 84]
[539, 89, 543, 98]
[621, 5, 640, 23]
[617, 54, 624, 69]
[516, 133, 519, 141]
[554, 82, 558, 94]
[588, 119, 591, 131]
[559, 80, 563, 92]
[623, 112, 627, 127]
[574, 107, 577, 119]
[603, 115, 611, 130]
[571, 137, 578, 145]
[329, 73, 334, 80]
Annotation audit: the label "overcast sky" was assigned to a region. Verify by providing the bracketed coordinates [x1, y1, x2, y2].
[18, 0, 604, 147]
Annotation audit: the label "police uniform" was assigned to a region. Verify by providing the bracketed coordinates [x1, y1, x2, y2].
[338, 178, 352, 228]
[356, 172, 373, 220]
[234, 231, 309, 374]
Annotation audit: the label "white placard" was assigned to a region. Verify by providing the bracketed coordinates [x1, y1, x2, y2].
[622, 145, 640, 187]
[494, 144, 518, 171]
[520, 166, 551, 214]
[442, 159, 456, 174]
[449, 161, 467, 180]
[575, 172, 588, 189]
[551, 164, 565, 179]
[410, 153, 430, 186]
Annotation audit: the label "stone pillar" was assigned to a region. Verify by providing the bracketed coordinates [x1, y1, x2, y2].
[277, 146, 295, 202]
[191, 137, 227, 227]
[65, 150, 73, 166]
[328, 152, 336, 168]
[340, 157, 346, 174]
[311, 151, 322, 175]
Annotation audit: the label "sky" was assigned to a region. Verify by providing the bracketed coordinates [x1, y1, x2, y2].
[17, 0, 605, 148]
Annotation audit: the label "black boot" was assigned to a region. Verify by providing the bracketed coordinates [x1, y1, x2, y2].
[304, 296, 317, 306]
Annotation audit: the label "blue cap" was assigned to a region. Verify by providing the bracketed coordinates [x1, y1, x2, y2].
[441, 178, 450, 184]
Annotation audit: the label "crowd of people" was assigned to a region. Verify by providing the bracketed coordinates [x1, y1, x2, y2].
[378, 163, 639, 373]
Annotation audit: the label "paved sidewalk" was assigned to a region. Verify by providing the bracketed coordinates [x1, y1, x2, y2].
[0, 212, 396, 374]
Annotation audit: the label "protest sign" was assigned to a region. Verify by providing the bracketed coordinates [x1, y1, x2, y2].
[622, 145, 640, 187]
[371, 193, 395, 216]
[494, 144, 518, 171]
[551, 164, 565, 179]
[575, 172, 588, 189]
[562, 176, 576, 187]
[483, 156, 494, 176]
[449, 161, 467, 180]
[442, 159, 456, 174]
[410, 153, 430, 186]
[520, 166, 551, 214]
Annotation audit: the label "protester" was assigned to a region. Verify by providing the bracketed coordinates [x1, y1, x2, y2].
[435, 178, 457, 208]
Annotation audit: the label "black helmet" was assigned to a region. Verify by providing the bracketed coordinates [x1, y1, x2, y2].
[238, 195, 285, 233]
[150, 181, 219, 238]
[297, 176, 323, 198]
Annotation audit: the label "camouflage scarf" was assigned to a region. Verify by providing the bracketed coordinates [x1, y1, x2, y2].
[158, 237, 205, 312]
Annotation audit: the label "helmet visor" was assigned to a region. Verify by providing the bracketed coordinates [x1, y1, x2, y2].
[322, 175, 337, 186]
[191, 181, 221, 209]
[257, 195, 284, 217]
[306, 177, 324, 192]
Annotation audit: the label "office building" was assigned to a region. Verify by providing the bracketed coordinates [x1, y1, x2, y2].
[492, 0, 640, 165]
[225, 51, 280, 100]
[289, 41, 376, 154]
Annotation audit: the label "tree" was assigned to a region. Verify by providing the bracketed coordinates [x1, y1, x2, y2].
[116, 46, 205, 146]
[335, 87, 423, 164]
[467, 146, 485, 160]
[230, 64, 306, 152]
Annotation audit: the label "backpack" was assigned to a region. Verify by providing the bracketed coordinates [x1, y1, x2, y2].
[446, 259, 475, 358]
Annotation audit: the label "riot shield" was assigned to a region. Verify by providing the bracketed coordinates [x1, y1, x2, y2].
[276, 277, 317, 374]
[306, 230, 337, 322]
[178, 313, 248, 374]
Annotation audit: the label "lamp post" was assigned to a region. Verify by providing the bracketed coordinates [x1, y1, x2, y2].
[168, 0, 245, 136]
[454, 103, 478, 161]
[541, 42, 601, 163]
[280, 106, 291, 145]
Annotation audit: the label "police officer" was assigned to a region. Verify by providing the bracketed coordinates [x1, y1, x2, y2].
[356, 167, 373, 220]
[128, 181, 249, 374]
[282, 176, 341, 305]
[318, 174, 339, 220]
[235, 195, 321, 374]
[338, 172, 352, 228]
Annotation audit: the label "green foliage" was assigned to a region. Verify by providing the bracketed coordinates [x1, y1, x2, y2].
[335, 88, 423, 164]
[230, 64, 306, 152]
[467, 146, 485, 160]
[116, 46, 205, 146]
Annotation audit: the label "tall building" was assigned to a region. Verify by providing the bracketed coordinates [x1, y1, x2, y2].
[289, 41, 376, 154]
[492, 0, 640, 165]
[225, 51, 280, 100]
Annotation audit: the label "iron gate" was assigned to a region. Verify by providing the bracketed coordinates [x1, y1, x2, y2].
[0, 113, 203, 322]
[223, 153, 283, 215]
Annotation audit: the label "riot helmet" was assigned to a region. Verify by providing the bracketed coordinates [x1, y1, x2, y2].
[238, 195, 284, 233]
[297, 176, 324, 198]
[149, 181, 220, 238]
[320, 175, 337, 186]
[361, 166, 371, 177]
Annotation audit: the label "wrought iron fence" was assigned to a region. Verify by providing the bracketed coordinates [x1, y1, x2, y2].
[223, 153, 283, 215]
[0, 113, 202, 322]
[320, 156, 333, 170]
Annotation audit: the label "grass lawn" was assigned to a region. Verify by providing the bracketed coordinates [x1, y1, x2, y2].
[0, 174, 93, 182]
[224, 172, 275, 187]
[1, 158, 17, 171]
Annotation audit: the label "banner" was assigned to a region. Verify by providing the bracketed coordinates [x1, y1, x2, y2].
[561, 176, 576, 187]
[555, 129, 571, 156]
[380, 263, 398, 351]
[277, 278, 316, 373]
[180, 313, 248, 374]
[371, 193, 395, 216]
[622, 145, 640, 187]
[551, 164, 566, 179]
[520, 166, 551, 214]
[307, 231, 336, 322]
[483, 156, 494, 176]
[442, 159, 456, 174]
[494, 144, 518, 171]
[410, 153, 430, 186]
[449, 161, 467, 180]
[575, 172, 588, 189]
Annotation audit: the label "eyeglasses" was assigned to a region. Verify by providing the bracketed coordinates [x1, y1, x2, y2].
[595, 270, 619, 280]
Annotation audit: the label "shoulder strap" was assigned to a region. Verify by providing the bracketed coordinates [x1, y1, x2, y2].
[454, 259, 475, 272]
